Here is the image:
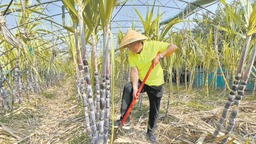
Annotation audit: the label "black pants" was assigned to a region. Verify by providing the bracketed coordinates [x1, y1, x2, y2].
[120, 81, 164, 134]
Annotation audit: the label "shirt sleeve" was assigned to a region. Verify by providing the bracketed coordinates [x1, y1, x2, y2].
[153, 41, 170, 52]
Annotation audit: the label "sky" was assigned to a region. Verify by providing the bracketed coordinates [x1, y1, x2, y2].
[110, 0, 232, 34]
[0, 0, 233, 30]
[0, 0, 233, 49]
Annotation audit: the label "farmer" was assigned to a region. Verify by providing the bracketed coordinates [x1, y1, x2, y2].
[114, 29, 178, 142]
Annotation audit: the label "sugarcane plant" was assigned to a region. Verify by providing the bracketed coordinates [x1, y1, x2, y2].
[0, 44, 17, 110]
[99, 0, 117, 143]
[62, 0, 117, 143]
[0, 0, 68, 111]
[83, 0, 102, 141]
[213, 0, 256, 143]
[0, 63, 13, 111]
[0, 3, 23, 108]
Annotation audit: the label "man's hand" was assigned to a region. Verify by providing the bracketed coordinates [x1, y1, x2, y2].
[132, 88, 139, 99]
[152, 53, 162, 67]
[130, 67, 139, 99]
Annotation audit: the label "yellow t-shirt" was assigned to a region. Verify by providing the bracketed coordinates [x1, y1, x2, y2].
[128, 41, 169, 86]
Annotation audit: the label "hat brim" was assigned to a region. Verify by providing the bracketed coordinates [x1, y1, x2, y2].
[119, 37, 147, 49]
[119, 29, 148, 49]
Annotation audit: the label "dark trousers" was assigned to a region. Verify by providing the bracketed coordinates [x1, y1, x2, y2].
[120, 81, 164, 134]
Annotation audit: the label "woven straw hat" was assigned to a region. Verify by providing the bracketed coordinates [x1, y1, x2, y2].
[119, 29, 147, 48]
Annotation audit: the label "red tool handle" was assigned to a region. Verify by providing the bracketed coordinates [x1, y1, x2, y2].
[118, 52, 160, 128]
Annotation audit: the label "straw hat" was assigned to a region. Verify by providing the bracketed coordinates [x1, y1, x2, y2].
[119, 29, 147, 48]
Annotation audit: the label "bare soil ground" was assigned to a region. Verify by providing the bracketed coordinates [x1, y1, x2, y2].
[0, 78, 85, 144]
[113, 88, 256, 144]
[0, 79, 255, 144]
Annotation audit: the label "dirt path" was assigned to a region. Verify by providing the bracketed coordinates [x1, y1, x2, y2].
[0, 79, 84, 144]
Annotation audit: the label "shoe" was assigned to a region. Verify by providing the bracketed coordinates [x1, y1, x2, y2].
[146, 132, 157, 143]
[114, 119, 130, 130]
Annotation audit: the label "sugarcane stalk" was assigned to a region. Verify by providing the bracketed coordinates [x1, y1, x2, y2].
[25, 60, 33, 94]
[205, 70, 209, 96]
[176, 68, 180, 93]
[0, 65, 10, 110]
[222, 47, 255, 144]
[92, 32, 100, 137]
[73, 22, 83, 105]
[77, 68, 92, 139]
[13, 58, 21, 104]
[31, 59, 36, 93]
[213, 36, 252, 140]
[104, 26, 112, 143]
[104, 73, 110, 141]
[84, 59, 97, 142]
[74, 23, 83, 71]
[78, 5, 98, 142]
[98, 78, 106, 141]
[165, 62, 173, 116]
[94, 72, 100, 123]
[97, 24, 110, 143]
[75, 67, 81, 104]
[81, 80, 93, 139]
[34, 67, 41, 93]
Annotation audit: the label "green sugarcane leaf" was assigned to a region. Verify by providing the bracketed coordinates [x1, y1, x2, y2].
[219, 0, 244, 24]
[146, 1, 155, 32]
[214, 25, 246, 39]
[247, 29, 256, 36]
[239, 0, 252, 26]
[27, 8, 48, 17]
[247, 3, 256, 35]
[83, 12, 93, 30]
[160, 18, 181, 40]
[99, 0, 116, 29]
[41, 17, 63, 28]
[31, 66, 42, 82]
[63, 26, 74, 33]
[62, 5, 66, 26]
[62, 0, 77, 16]
[0, 4, 8, 10]
[61, 0, 78, 24]
[250, 37, 256, 47]
[106, 0, 117, 22]
[133, 7, 147, 30]
[99, 0, 107, 28]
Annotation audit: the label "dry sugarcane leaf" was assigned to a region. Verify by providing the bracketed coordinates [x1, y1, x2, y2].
[213, 134, 229, 142]
[227, 137, 236, 144]
[114, 136, 148, 144]
[195, 133, 208, 144]
[0, 123, 21, 139]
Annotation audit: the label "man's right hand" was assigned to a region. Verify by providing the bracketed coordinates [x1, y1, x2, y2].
[133, 88, 139, 99]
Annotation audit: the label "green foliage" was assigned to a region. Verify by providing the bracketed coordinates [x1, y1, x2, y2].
[133, 0, 162, 39]
[69, 133, 89, 144]
[131, 102, 149, 119]
[186, 101, 213, 111]
[61, 0, 78, 24]
[243, 95, 256, 101]
[99, 0, 117, 29]
[42, 92, 55, 99]
[247, 2, 256, 35]
[0, 108, 35, 124]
